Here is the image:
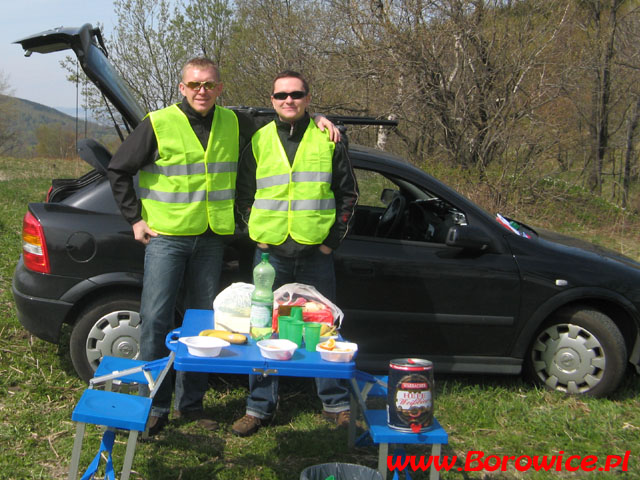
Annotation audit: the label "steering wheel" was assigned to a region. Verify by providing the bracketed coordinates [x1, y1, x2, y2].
[375, 193, 406, 237]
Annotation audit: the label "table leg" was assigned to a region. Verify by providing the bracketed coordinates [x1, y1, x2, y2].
[67, 422, 85, 480]
[349, 377, 368, 448]
[430, 443, 442, 480]
[349, 391, 357, 448]
[120, 430, 139, 480]
[378, 442, 389, 478]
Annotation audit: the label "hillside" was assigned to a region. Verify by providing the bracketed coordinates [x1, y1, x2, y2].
[0, 94, 117, 157]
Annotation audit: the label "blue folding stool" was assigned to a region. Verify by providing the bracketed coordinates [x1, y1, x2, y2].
[354, 371, 448, 480]
[67, 353, 174, 480]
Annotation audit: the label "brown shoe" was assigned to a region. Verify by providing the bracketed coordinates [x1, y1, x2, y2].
[322, 410, 351, 428]
[146, 414, 169, 436]
[174, 410, 219, 431]
[232, 414, 269, 437]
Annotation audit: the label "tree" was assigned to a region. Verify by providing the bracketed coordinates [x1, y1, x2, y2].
[622, 95, 640, 207]
[62, 0, 237, 120]
[173, 0, 234, 66]
[330, 0, 567, 174]
[618, 7, 640, 208]
[0, 70, 18, 155]
[109, 0, 188, 113]
[54, 0, 640, 211]
[581, 0, 625, 194]
[224, 0, 341, 107]
[558, 0, 639, 197]
[35, 124, 76, 159]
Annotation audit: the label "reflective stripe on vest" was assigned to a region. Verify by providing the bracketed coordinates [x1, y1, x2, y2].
[248, 120, 335, 245]
[140, 104, 238, 235]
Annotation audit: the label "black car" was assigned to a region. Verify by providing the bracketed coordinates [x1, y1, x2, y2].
[12, 24, 640, 397]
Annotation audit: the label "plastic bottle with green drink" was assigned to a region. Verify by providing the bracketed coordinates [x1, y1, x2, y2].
[249, 252, 276, 340]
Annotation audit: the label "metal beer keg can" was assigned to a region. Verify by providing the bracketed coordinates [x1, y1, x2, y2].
[387, 358, 434, 432]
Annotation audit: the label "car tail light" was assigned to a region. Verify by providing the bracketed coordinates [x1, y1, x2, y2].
[22, 211, 50, 274]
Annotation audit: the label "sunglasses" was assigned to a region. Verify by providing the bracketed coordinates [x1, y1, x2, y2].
[272, 91, 307, 100]
[184, 81, 218, 91]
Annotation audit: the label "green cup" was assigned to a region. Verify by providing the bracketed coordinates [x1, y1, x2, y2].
[290, 306, 304, 322]
[304, 322, 322, 352]
[278, 316, 293, 340]
[287, 319, 304, 347]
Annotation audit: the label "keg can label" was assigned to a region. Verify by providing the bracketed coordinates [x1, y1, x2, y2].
[394, 374, 432, 425]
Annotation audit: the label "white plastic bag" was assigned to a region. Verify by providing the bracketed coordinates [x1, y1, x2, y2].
[272, 283, 343, 327]
[212, 282, 254, 333]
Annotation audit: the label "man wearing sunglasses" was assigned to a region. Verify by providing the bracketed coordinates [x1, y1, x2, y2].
[107, 59, 340, 437]
[233, 70, 357, 437]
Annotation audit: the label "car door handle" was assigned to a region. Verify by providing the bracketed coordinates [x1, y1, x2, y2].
[346, 261, 375, 276]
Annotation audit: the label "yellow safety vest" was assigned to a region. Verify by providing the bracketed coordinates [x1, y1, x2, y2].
[139, 104, 238, 235]
[248, 119, 336, 245]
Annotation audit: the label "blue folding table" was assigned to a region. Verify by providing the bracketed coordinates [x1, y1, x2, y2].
[165, 309, 362, 445]
[166, 309, 356, 380]
[166, 309, 448, 479]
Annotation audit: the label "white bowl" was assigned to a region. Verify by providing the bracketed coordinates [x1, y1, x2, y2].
[180, 336, 229, 357]
[257, 339, 298, 361]
[316, 341, 358, 362]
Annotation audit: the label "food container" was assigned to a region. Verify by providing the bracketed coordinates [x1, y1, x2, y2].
[179, 336, 229, 357]
[319, 334, 338, 343]
[257, 339, 298, 360]
[316, 341, 358, 363]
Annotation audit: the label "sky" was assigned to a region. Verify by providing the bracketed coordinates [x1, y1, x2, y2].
[0, 1, 117, 112]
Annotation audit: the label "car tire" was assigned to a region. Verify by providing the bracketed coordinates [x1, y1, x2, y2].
[525, 307, 627, 397]
[69, 293, 142, 383]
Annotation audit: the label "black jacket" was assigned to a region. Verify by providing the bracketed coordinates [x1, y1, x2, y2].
[107, 98, 259, 225]
[236, 112, 358, 256]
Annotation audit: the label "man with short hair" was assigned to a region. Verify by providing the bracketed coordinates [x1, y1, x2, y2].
[107, 59, 339, 436]
[233, 70, 358, 437]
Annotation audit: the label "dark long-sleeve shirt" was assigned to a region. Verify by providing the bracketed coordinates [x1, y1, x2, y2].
[107, 98, 261, 226]
[236, 112, 358, 257]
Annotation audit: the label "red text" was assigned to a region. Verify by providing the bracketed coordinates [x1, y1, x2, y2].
[388, 450, 631, 473]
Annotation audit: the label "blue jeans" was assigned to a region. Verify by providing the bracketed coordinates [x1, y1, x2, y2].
[139, 234, 225, 417]
[246, 247, 351, 419]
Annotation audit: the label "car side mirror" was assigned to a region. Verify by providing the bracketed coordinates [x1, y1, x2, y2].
[446, 225, 491, 251]
[380, 188, 396, 205]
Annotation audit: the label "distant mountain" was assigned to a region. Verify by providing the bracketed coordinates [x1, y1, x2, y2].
[0, 94, 117, 157]
[54, 106, 99, 122]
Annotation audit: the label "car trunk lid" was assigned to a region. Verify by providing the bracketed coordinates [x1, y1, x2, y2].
[14, 24, 146, 131]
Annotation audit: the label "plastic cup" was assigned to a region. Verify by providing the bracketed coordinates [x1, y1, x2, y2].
[278, 316, 293, 340]
[290, 306, 303, 322]
[287, 319, 304, 347]
[304, 322, 322, 352]
[250, 326, 272, 341]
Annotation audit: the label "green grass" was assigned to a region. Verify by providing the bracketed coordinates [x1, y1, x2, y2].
[0, 156, 639, 479]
